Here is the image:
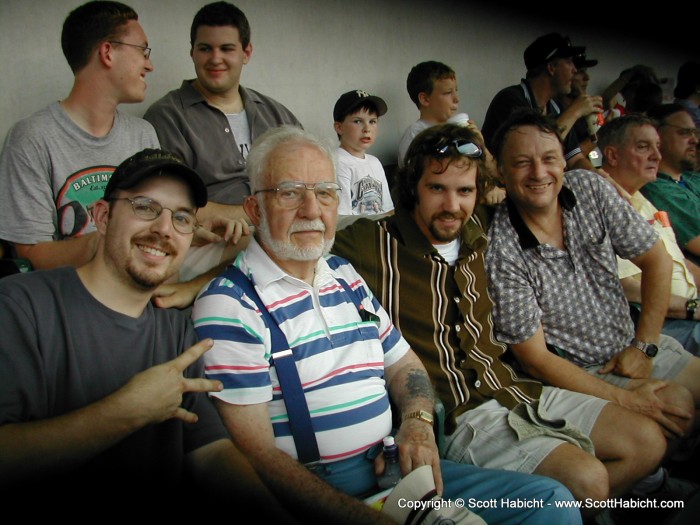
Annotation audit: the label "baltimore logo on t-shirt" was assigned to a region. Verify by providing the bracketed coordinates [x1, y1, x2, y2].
[56, 165, 115, 239]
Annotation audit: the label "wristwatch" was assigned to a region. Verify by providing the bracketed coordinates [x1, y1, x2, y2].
[686, 299, 698, 321]
[630, 337, 659, 358]
[403, 410, 434, 426]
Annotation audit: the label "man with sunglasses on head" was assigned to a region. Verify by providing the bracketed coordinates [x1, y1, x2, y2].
[332, 122, 679, 519]
[0, 148, 302, 522]
[192, 125, 581, 525]
[641, 104, 700, 266]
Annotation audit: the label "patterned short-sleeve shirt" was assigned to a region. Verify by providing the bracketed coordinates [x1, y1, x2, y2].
[485, 170, 659, 366]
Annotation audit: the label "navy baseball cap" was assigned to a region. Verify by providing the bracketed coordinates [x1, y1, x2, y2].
[333, 89, 388, 122]
[104, 148, 207, 208]
[524, 33, 585, 71]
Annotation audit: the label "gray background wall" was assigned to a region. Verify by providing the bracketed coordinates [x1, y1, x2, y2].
[1, 0, 697, 166]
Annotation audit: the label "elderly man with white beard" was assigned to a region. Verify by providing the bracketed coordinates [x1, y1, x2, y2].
[190, 125, 582, 525]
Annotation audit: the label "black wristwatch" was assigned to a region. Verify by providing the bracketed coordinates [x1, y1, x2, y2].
[630, 338, 659, 358]
[686, 299, 698, 321]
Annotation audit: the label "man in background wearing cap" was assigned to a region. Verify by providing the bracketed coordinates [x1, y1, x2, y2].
[481, 32, 602, 172]
[144, 1, 301, 223]
[333, 89, 394, 220]
[556, 52, 604, 162]
[0, 148, 303, 522]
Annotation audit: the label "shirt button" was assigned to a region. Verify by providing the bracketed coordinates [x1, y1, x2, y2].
[225, 128, 230, 133]
[475, 380, 481, 388]
[454, 297, 461, 303]
[455, 325, 461, 332]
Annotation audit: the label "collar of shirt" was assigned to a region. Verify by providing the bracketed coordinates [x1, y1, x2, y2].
[504, 185, 577, 250]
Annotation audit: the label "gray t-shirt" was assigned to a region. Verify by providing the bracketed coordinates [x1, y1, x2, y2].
[0, 267, 227, 492]
[0, 102, 159, 244]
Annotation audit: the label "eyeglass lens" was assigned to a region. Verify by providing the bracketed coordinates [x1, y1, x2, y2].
[121, 197, 197, 233]
[260, 182, 341, 209]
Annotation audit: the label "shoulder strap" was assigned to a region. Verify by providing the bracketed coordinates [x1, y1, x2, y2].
[222, 265, 321, 468]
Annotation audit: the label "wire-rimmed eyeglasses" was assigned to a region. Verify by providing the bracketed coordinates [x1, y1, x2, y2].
[109, 40, 151, 60]
[661, 123, 700, 139]
[254, 181, 341, 209]
[109, 196, 198, 234]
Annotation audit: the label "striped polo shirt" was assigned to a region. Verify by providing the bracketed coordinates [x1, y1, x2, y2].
[192, 237, 409, 463]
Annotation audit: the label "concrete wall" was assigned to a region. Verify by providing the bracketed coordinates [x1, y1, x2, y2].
[1, 0, 696, 165]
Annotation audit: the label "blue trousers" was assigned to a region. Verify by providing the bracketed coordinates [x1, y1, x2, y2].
[319, 452, 582, 525]
[663, 318, 700, 356]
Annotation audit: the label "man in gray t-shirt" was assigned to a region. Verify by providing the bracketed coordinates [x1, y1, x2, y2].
[0, 2, 158, 271]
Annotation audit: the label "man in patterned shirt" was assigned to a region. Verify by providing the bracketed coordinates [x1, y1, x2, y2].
[333, 122, 682, 516]
[485, 109, 699, 492]
[191, 125, 582, 525]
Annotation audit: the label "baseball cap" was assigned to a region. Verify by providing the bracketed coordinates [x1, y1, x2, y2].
[524, 32, 585, 71]
[104, 148, 207, 208]
[573, 53, 598, 69]
[333, 89, 388, 122]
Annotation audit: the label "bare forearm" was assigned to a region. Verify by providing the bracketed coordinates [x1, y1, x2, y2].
[196, 201, 249, 223]
[634, 242, 672, 341]
[187, 440, 303, 524]
[686, 236, 700, 257]
[621, 277, 694, 320]
[15, 233, 99, 270]
[0, 394, 143, 488]
[243, 446, 395, 524]
[385, 352, 435, 416]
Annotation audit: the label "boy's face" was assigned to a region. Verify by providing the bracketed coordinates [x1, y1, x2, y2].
[333, 107, 379, 158]
[420, 76, 459, 123]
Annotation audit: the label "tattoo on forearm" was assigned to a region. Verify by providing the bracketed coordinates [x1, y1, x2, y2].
[405, 368, 435, 402]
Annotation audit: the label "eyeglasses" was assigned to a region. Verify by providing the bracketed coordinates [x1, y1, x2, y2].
[109, 40, 151, 60]
[254, 181, 341, 209]
[661, 123, 699, 139]
[434, 139, 483, 158]
[109, 196, 198, 234]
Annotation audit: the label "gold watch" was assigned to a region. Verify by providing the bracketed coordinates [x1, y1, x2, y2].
[402, 410, 434, 425]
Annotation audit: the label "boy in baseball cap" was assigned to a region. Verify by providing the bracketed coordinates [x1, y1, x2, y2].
[333, 89, 394, 217]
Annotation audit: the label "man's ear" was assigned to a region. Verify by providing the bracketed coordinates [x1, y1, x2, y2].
[97, 41, 115, 68]
[243, 42, 253, 65]
[333, 121, 343, 135]
[243, 195, 262, 227]
[91, 199, 110, 235]
[601, 145, 617, 167]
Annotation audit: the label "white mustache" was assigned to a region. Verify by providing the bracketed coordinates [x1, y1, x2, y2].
[289, 219, 326, 234]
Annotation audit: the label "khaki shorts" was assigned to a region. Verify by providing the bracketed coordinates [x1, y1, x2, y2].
[584, 334, 691, 387]
[444, 386, 607, 473]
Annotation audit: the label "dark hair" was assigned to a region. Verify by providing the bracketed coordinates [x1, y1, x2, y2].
[406, 61, 456, 109]
[490, 108, 563, 164]
[190, 1, 251, 48]
[597, 114, 656, 162]
[397, 123, 494, 210]
[646, 103, 691, 124]
[627, 83, 663, 114]
[674, 61, 700, 99]
[61, 1, 138, 73]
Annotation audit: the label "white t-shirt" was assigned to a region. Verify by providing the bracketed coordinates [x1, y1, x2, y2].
[336, 148, 394, 215]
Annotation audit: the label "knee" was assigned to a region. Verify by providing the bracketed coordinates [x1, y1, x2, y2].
[627, 414, 667, 465]
[567, 459, 610, 502]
